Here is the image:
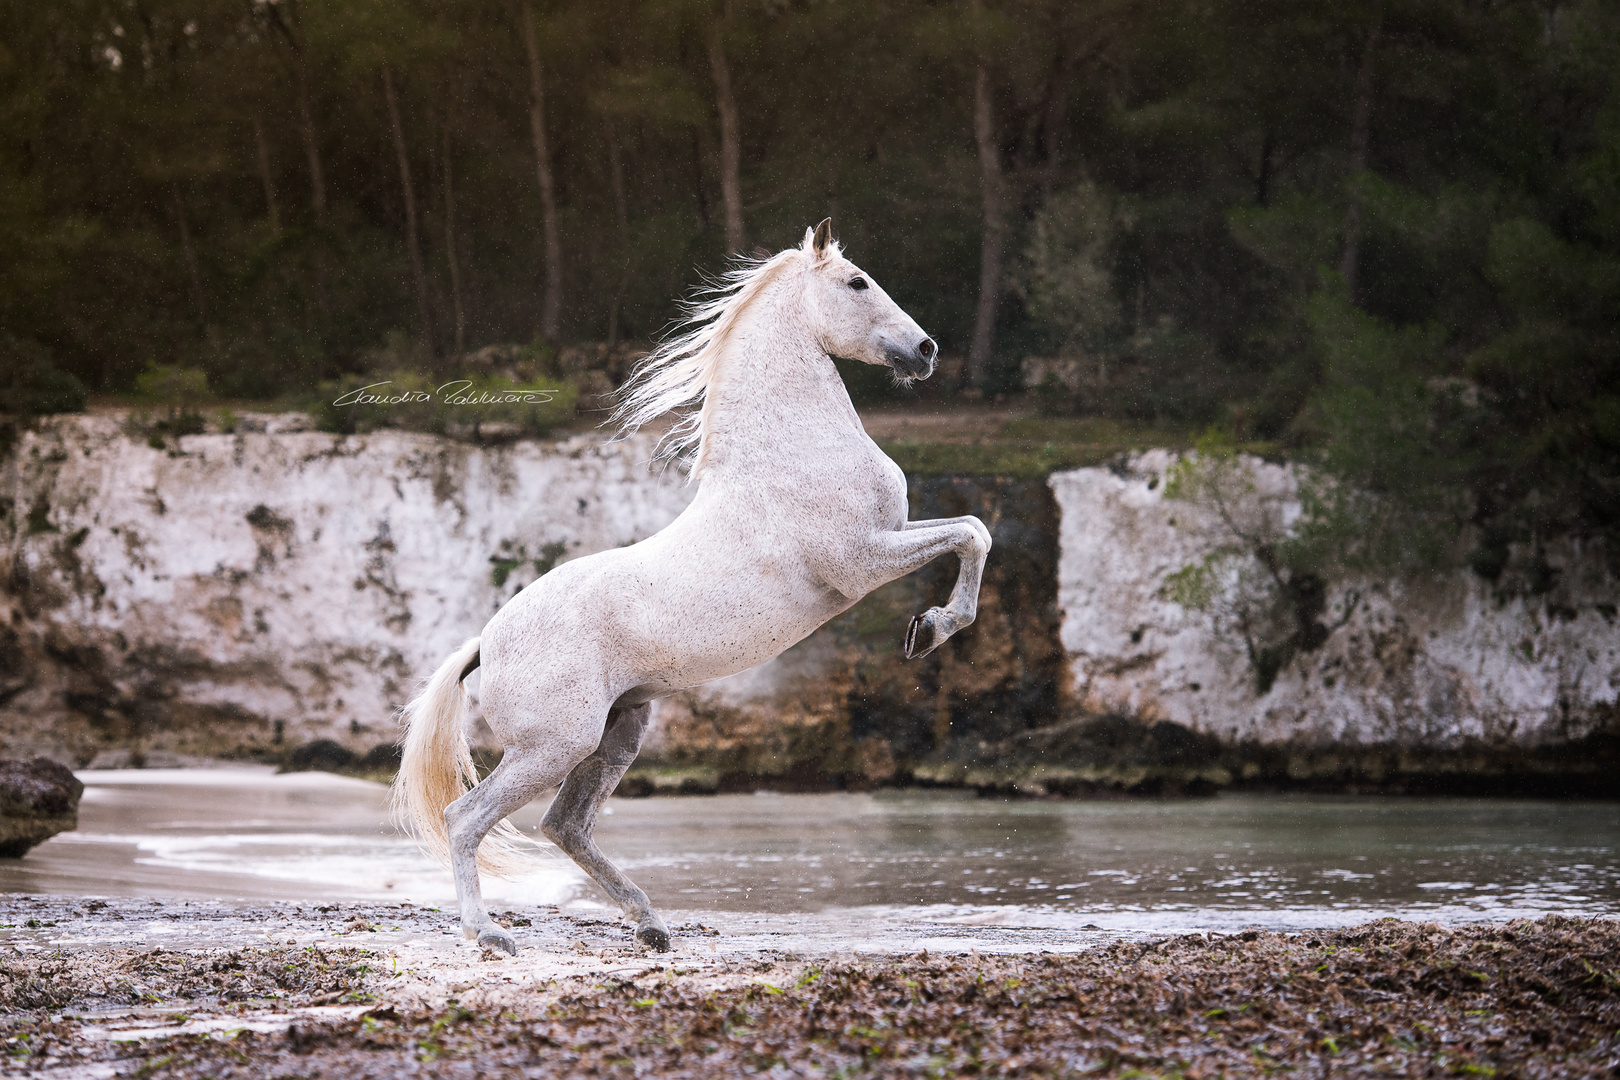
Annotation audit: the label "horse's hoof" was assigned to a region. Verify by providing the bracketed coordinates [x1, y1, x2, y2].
[905, 610, 946, 659]
[477, 928, 518, 956]
[635, 917, 672, 952]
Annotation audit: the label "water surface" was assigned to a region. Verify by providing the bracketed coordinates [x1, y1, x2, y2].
[7, 768, 1618, 934]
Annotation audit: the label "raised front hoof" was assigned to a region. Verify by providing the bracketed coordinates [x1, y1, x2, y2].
[904, 609, 949, 659]
[635, 916, 672, 952]
[477, 927, 518, 956]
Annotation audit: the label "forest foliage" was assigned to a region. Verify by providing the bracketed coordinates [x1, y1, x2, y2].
[1, 0, 1617, 562]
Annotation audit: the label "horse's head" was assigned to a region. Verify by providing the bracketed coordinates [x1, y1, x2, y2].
[800, 219, 937, 381]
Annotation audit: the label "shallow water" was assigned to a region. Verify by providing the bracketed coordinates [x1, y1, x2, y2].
[7, 768, 1619, 934]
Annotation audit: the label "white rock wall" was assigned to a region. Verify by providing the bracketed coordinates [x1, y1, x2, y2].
[0, 415, 693, 753]
[1051, 453, 1620, 748]
[5, 418, 1616, 763]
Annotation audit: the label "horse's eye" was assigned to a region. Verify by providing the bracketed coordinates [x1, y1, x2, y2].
[848, 276, 868, 291]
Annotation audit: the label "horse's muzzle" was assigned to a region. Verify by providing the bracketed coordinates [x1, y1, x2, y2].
[888, 337, 937, 380]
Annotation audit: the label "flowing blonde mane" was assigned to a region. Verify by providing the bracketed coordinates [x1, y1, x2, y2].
[610, 230, 842, 478]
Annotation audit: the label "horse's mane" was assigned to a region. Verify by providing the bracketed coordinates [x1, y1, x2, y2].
[609, 230, 842, 479]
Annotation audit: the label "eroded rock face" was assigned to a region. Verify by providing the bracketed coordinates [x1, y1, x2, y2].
[0, 415, 692, 765]
[0, 757, 82, 856]
[638, 453, 1620, 794]
[1050, 452, 1620, 789]
[3, 417, 1616, 793]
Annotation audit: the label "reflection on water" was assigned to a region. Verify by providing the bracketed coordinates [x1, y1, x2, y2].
[599, 788, 1620, 931]
[1, 769, 576, 909]
[5, 769, 1618, 932]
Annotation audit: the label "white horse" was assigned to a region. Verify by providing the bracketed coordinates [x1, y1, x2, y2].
[395, 220, 990, 954]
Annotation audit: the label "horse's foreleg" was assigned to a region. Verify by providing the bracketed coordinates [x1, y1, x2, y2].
[903, 515, 993, 549]
[857, 519, 990, 659]
[443, 747, 578, 955]
[540, 703, 670, 951]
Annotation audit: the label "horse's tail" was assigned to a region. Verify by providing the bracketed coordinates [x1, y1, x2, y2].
[391, 637, 535, 877]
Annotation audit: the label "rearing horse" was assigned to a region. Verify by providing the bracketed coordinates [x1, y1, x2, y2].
[395, 220, 991, 954]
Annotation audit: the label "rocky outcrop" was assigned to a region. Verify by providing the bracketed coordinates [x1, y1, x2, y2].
[1050, 452, 1620, 793]
[3, 416, 1615, 794]
[0, 414, 691, 765]
[0, 757, 82, 856]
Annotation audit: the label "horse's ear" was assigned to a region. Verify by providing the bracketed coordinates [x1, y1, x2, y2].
[812, 218, 833, 259]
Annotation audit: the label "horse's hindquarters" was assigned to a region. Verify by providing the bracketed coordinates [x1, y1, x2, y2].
[476, 587, 618, 761]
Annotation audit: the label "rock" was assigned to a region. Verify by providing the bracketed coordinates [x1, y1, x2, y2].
[0, 416, 693, 764]
[0, 757, 82, 857]
[1050, 452, 1620, 751]
[283, 739, 355, 773]
[4, 415, 1619, 794]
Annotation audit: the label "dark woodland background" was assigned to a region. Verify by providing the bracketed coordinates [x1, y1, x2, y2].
[1, 0, 1618, 563]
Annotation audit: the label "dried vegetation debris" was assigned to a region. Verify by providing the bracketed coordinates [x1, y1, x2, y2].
[0, 915, 1615, 1077]
[0, 943, 379, 1012]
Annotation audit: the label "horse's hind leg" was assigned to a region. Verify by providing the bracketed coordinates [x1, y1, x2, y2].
[443, 747, 577, 955]
[541, 703, 670, 950]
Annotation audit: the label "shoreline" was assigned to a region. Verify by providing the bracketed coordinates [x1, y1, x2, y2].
[67, 754, 1620, 802]
[0, 897, 1615, 1077]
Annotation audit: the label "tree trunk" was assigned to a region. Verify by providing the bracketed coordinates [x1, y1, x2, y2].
[521, 2, 563, 342]
[967, 65, 1005, 391]
[442, 122, 466, 356]
[252, 115, 281, 232]
[1256, 126, 1274, 207]
[381, 66, 437, 356]
[171, 185, 207, 323]
[262, 1, 325, 216]
[1038, 47, 1077, 202]
[690, 127, 712, 231]
[606, 121, 631, 347]
[1338, 4, 1383, 302]
[707, 22, 745, 256]
[294, 60, 326, 215]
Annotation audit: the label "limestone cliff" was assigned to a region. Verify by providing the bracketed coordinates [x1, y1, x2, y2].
[0, 414, 691, 765]
[1049, 452, 1620, 792]
[2, 416, 1614, 793]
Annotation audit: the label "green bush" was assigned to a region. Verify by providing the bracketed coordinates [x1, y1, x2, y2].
[129, 362, 212, 446]
[0, 336, 88, 416]
[135, 363, 211, 407]
[1022, 181, 1133, 356]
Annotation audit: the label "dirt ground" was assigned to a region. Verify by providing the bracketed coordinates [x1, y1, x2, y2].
[0, 897, 1615, 1078]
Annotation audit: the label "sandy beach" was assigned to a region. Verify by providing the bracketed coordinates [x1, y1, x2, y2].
[1, 895, 1616, 1077]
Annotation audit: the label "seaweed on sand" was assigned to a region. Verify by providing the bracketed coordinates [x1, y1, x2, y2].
[4, 915, 1616, 1078]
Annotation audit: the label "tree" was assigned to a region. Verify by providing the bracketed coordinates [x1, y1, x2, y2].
[520, 2, 564, 342]
[255, 0, 329, 215]
[706, 17, 745, 255]
[1337, 1, 1383, 302]
[968, 63, 1005, 390]
[381, 65, 438, 355]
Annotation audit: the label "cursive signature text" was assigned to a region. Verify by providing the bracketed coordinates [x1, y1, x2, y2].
[332, 380, 560, 407]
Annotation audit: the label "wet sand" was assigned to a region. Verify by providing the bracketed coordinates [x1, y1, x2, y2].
[1, 895, 1617, 1078]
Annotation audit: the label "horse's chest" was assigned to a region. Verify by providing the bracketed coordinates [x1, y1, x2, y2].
[829, 446, 908, 526]
[784, 447, 908, 595]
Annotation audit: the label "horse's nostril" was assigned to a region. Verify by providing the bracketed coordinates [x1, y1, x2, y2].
[918, 338, 937, 361]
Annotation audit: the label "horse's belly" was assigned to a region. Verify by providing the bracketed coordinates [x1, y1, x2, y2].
[485, 486, 879, 703]
[637, 589, 843, 693]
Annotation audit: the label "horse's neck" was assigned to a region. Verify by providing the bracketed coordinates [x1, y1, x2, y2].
[701, 292, 866, 475]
